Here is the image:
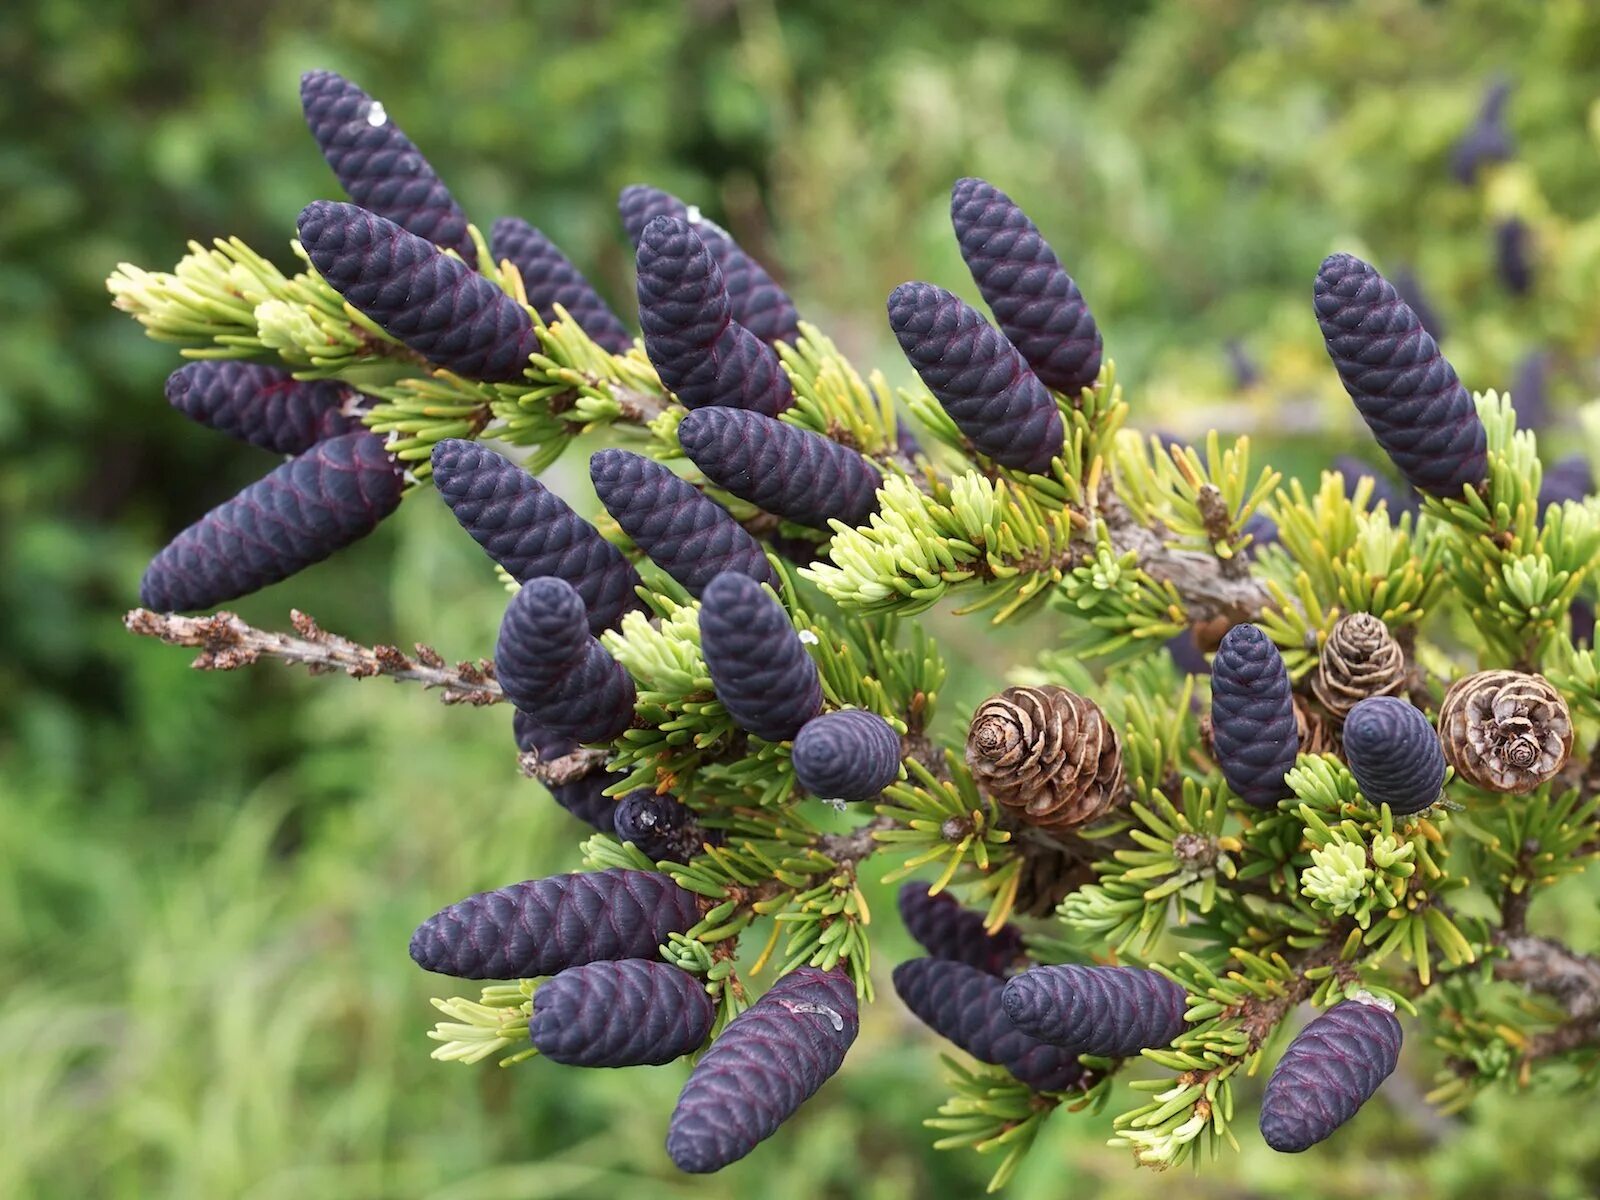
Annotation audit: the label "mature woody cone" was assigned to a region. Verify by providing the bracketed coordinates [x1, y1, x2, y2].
[297, 200, 537, 382]
[529, 959, 714, 1067]
[1438, 670, 1573, 793]
[612, 790, 704, 864]
[1000, 964, 1188, 1058]
[1209, 624, 1298, 809]
[897, 883, 1024, 977]
[409, 868, 700, 979]
[139, 431, 403, 612]
[1312, 613, 1407, 720]
[300, 70, 475, 264]
[489, 217, 633, 353]
[1259, 998, 1402, 1153]
[697, 571, 822, 742]
[431, 439, 643, 634]
[165, 361, 356, 454]
[513, 710, 616, 832]
[791, 710, 904, 801]
[494, 577, 636, 743]
[949, 177, 1103, 395]
[1342, 697, 1447, 815]
[1314, 253, 1487, 499]
[667, 966, 858, 1173]
[966, 685, 1123, 832]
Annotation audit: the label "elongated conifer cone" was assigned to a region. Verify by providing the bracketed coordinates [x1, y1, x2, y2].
[297, 200, 537, 382]
[590, 449, 776, 595]
[300, 70, 475, 264]
[677, 407, 881, 530]
[950, 177, 1103, 395]
[892, 958, 1084, 1092]
[635, 216, 793, 416]
[1314, 253, 1487, 498]
[494, 576, 636, 743]
[887, 281, 1064, 473]
[489, 216, 633, 353]
[667, 966, 858, 1173]
[619, 184, 800, 344]
[513, 710, 617, 831]
[431, 439, 643, 633]
[1000, 964, 1188, 1057]
[1341, 696, 1446, 815]
[165, 361, 356, 454]
[698, 571, 822, 742]
[409, 868, 700, 979]
[139, 431, 402, 612]
[529, 959, 714, 1067]
[1259, 999, 1402, 1152]
[896, 883, 1024, 977]
[1209, 623, 1299, 808]
[791, 710, 903, 801]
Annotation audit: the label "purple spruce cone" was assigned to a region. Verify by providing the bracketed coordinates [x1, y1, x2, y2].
[1209, 623, 1299, 809]
[1450, 78, 1514, 185]
[887, 281, 1064, 474]
[950, 177, 1103, 395]
[489, 216, 633, 353]
[139, 430, 402, 612]
[698, 571, 823, 742]
[1259, 998, 1402, 1152]
[297, 200, 537, 383]
[1495, 216, 1534, 296]
[1000, 964, 1188, 1057]
[431, 439, 643, 633]
[1341, 697, 1446, 815]
[896, 883, 1024, 977]
[1540, 454, 1593, 510]
[513, 710, 617, 831]
[165, 361, 356, 454]
[613, 790, 704, 864]
[1314, 253, 1487, 499]
[667, 966, 858, 1172]
[529, 959, 714, 1067]
[1334, 455, 1418, 518]
[791, 710, 903, 801]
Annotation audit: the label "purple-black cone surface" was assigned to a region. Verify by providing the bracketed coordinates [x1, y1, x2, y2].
[1259, 999, 1402, 1152]
[1209, 623, 1299, 808]
[1342, 696, 1446, 815]
[165, 361, 356, 454]
[698, 572, 822, 742]
[513, 711, 618, 832]
[791, 710, 902, 801]
[896, 883, 1024, 976]
[529, 959, 714, 1067]
[1000, 964, 1188, 1057]
[489, 216, 633, 353]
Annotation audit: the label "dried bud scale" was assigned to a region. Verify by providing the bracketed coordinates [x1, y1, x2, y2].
[697, 571, 823, 743]
[1209, 623, 1298, 809]
[1259, 998, 1402, 1153]
[967, 685, 1123, 831]
[1438, 670, 1572, 793]
[1312, 613, 1407, 720]
[529, 959, 714, 1067]
[791, 710, 903, 801]
[1000, 964, 1188, 1058]
[1342, 696, 1447, 815]
[896, 883, 1024, 976]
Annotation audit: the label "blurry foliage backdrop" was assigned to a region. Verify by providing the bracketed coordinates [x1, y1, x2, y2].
[5, 0, 1600, 1196]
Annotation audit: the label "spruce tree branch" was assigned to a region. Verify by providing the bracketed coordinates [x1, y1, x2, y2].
[518, 747, 609, 786]
[1495, 934, 1600, 1021]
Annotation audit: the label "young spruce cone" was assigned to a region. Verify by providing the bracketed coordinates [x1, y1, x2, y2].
[1311, 613, 1407, 720]
[896, 883, 1024, 977]
[791, 710, 903, 802]
[698, 571, 822, 742]
[139, 431, 402, 612]
[949, 177, 1103, 395]
[1495, 216, 1534, 296]
[300, 70, 475, 264]
[966, 685, 1123, 831]
[297, 200, 537, 382]
[667, 966, 858, 1173]
[529, 959, 714, 1067]
[590, 449, 776, 596]
[635, 216, 793, 416]
[513, 710, 616, 831]
[892, 958, 1085, 1092]
[1314, 253, 1487, 499]
[1209, 623, 1298, 809]
[676, 407, 882, 530]
[612, 790, 704, 864]
[494, 576, 636, 743]
[165, 361, 355, 454]
[489, 216, 633, 353]
[1438, 670, 1573, 793]
[409, 868, 700, 979]
[1539, 454, 1593, 510]
[1259, 998, 1402, 1153]
[1342, 696, 1446, 815]
[887, 281, 1065, 474]
[1000, 964, 1188, 1058]
[431, 439, 643, 634]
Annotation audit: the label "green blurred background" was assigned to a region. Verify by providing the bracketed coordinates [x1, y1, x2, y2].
[6, 1, 1600, 1196]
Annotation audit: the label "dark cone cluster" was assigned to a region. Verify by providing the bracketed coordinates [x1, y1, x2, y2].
[892, 958, 1085, 1092]
[1438, 670, 1572, 793]
[1259, 999, 1402, 1153]
[635, 217, 793, 416]
[887, 281, 1064, 474]
[300, 70, 475, 264]
[896, 883, 1023, 977]
[489, 217, 633, 353]
[1209, 624, 1299, 809]
[613, 790, 704, 864]
[1539, 454, 1593, 509]
[590, 450, 775, 596]
[513, 711, 617, 831]
[139, 431, 402, 612]
[1311, 613, 1407, 721]
[791, 710, 903, 801]
[529, 959, 713, 1067]
[409, 868, 700, 979]
[431, 439, 643, 633]
[165, 361, 356, 454]
[1314, 253, 1487, 499]
[966, 685, 1123, 830]
[1342, 696, 1446, 815]
[667, 966, 858, 1173]
[1000, 964, 1187, 1058]
[297, 200, 537, 382]
[494, 577, 636, 743]
[677, 407, 881, 530]
[949, 177, 1102, 395]
[698, 572, 822, 742]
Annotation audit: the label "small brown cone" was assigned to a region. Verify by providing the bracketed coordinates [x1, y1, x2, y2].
[1439, 670, 1572, 793]
[1312, 614, 1406, 720]
[1294, 697, 1341, 757]
[966, 686, 1124, 831]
